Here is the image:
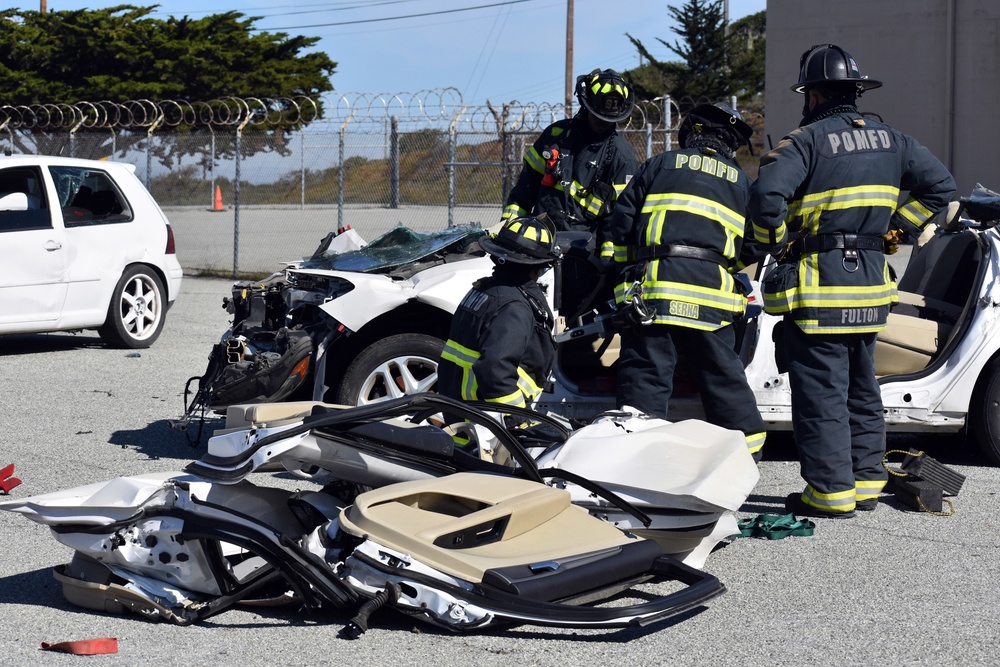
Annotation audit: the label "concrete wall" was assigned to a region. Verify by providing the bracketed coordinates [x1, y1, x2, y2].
[765, 0, 1000, 195]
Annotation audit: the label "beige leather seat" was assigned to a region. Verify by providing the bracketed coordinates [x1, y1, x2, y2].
[874, 312, 953, 376]
[873, 288, 964, 376]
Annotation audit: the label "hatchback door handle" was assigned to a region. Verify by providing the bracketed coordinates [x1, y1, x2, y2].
[44, 240, 63, 251]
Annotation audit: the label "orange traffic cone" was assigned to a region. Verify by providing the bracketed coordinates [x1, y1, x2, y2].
[210, 185, 224, 212]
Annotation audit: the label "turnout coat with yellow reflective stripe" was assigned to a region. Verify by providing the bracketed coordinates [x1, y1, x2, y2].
[438, 273, 555, 409]
[603, 146, 755, 331]
[502, 116, 637, 233]
[750, 107, 956, 334]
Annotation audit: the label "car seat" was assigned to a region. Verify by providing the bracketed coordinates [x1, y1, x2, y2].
[89, 190, 121, 218]
[874, 227, 978, 376]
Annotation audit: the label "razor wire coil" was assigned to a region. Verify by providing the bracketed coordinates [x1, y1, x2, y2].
[0, 89, 680, 132]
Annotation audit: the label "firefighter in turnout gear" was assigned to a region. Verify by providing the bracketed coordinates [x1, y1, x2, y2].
[502, 68, 638, 236]
[438, 216, 560, 411]
[604, 102, 767, 460]
[504, 69, 639, 338]
[749, 44, 957, 518]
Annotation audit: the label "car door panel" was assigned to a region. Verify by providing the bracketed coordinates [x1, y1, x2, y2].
[0, 167, 68, 327]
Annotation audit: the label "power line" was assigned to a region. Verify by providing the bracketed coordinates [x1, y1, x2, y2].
[464, 1, 513, 102]
[247, 0, 537, 31]
[148, 1, 427, 20]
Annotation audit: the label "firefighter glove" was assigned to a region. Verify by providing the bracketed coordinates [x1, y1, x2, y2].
[883, 227, 905, 255]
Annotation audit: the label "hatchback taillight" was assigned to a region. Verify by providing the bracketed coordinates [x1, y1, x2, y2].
[165, 223, 176, 255]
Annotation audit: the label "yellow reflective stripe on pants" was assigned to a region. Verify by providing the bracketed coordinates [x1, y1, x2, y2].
[802, 485, 856, 513]
[746, 431, 766, 455]
[855, 479, 886, 502]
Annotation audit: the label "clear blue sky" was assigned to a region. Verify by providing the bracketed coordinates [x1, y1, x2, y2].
[14, 1, 766, 105]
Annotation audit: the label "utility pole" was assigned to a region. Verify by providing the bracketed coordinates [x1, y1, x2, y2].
[565, 0, 574, 118]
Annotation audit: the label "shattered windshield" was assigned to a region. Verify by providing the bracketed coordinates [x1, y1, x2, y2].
[299, 224, 487, 274]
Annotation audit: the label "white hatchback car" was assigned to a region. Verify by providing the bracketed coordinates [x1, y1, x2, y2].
[0, 155, 183, 348]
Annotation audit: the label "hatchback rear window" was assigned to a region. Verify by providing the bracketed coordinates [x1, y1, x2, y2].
[49, 166, 133, 227]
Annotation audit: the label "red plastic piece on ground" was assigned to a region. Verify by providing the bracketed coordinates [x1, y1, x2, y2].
[0, 464, 20, 494]
[40, 638, 118, 655]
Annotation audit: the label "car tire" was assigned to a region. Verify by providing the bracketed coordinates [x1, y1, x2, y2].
[97, 265, 167, 349]
[335, 333, 444, 406]
[971, 357, 1000, 465]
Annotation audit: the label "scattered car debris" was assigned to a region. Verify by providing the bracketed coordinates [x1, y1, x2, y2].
[1, 394, 759, 635]
[39, 638, 118, 655]
[0, 464, 21, 494]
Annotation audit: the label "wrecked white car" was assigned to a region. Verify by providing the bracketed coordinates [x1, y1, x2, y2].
[2, 394, 758, 635]
[176, 186, 1000, 464]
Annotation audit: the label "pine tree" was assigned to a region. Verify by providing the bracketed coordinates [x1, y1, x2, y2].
[626, 1, 764, 111]
[0, 7, 335, 105]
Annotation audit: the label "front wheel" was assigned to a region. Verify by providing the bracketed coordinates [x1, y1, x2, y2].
[98, 265, 167, 349]
[335, 333, 444, 406]
[971, 357, 1000, 465]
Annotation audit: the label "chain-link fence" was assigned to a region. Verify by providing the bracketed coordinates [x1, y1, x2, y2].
[1, 91, 754, 276]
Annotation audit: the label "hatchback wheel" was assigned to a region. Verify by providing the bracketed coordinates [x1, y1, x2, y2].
[98, 265, 167, 349]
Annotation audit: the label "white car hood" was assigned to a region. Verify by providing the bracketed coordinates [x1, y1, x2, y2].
[292, 256, 494, 332]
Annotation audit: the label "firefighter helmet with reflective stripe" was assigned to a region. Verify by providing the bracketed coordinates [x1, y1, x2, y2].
[480, 215, 560, 265]
[575, 69, 635, 124]
[678, 102, 753, 156]
[792, 44, 882, 94]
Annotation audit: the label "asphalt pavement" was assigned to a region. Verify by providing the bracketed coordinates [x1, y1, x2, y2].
[1, 275, 998, 666]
